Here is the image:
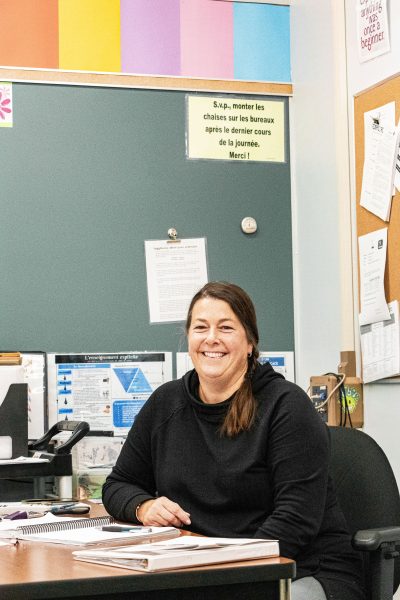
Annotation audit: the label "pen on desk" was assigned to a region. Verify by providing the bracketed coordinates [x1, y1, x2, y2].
[101, 526, 153, 533]
[50, 504, 90, 515]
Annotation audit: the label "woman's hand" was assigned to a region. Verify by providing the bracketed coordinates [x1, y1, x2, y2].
[137, 497, 191, 528]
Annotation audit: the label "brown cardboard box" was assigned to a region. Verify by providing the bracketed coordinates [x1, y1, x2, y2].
[329, 377, 363, 428]
[309, 374, 364, 428]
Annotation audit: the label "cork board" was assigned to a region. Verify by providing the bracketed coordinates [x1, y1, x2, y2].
[355, 75, 400, 304]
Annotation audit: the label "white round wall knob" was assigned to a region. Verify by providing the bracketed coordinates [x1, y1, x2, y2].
[241, 217, 257, 234]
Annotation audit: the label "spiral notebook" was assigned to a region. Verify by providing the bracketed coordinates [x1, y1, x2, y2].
[0, 514, 179, 546]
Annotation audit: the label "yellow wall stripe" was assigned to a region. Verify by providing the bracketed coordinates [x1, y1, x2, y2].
[59, 0, 121, 72]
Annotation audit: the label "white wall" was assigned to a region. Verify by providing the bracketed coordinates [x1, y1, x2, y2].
[290, 0, 354, 392]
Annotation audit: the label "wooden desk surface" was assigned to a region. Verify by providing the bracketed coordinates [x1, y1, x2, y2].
[0, 503, 295, 600]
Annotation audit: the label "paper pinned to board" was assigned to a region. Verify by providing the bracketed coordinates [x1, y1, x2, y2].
[360, 299, 400, 383]
[360, 103, 398, 221]
[145, 238, 208, 323]
[358, 227, 390, 326]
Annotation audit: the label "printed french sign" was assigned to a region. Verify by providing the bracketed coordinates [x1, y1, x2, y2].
[186, 95, 285, 163]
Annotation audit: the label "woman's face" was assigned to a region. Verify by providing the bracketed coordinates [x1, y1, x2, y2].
[188, 297, 252, 390]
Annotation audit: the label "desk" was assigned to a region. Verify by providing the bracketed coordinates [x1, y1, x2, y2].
[0, 505, 295, 600]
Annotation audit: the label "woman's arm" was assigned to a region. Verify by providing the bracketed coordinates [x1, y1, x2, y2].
[102, 401, 157, 522]
[102, 397, 191, 527]
[255, 387, 330, 559]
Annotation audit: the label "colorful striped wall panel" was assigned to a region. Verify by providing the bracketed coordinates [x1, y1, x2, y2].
[0, 0, 291, 82]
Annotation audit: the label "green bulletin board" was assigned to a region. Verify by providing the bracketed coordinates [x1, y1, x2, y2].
[0, 82, 293, 362]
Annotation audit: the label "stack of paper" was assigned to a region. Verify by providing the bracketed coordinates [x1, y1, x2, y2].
[73, 536, 280, 572]
[0, 513, 179, 547]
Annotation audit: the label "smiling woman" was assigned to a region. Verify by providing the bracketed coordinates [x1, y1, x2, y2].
[189, 305, 249, 394]
[103, 282, 366, 600]
[186, 283, 257, 436]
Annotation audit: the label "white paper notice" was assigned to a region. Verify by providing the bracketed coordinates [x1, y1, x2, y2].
[145, 238, 208, 323]
[360, 112, 398, 221]
[358, 227, 390, 326]
[364, 103, 395, 153]
[360, 300, 399, 383]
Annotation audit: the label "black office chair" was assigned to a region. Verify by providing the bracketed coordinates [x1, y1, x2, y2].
[329, 426, 400, 600]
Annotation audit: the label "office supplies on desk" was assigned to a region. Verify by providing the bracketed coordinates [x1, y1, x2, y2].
[50, 504, 90, 515]
[0, 501, 90, 519]
[1, 502, 55, 515]
[22, 498, 80, 504]
[0, 513, 179, 546]
[73, 536, 280, 572]
[102, 526, 152, 533]
[3, 511, 28, 520]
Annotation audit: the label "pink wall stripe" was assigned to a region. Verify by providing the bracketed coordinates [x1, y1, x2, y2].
[180, 0, 233, 79]
[120, 0, 180, 75]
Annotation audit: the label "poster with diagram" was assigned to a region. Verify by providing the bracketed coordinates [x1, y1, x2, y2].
[47, 352, 172, 435]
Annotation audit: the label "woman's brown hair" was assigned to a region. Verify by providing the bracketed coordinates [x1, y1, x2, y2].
[186, 281, 260, 437]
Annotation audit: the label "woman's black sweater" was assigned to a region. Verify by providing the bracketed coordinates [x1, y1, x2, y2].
[103, 363, 365, 600]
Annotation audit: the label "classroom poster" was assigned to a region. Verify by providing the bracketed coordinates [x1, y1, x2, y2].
[357, 0, 390, 63]
[47, 352, 172, 435]
[186, 95, 285, 162]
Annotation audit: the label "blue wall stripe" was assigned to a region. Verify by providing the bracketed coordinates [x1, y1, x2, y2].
[233, 3, 291, 83]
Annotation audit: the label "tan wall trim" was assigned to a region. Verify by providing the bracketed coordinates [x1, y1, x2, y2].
[0, 67, 293, 96]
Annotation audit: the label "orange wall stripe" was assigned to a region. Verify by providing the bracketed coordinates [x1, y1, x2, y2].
[0, 0, 58, 69]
